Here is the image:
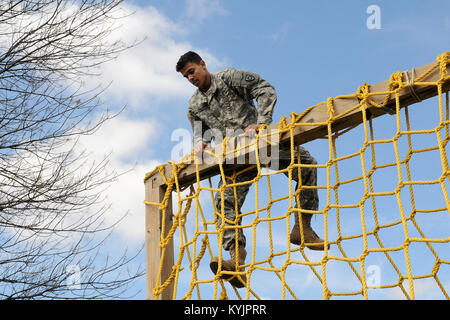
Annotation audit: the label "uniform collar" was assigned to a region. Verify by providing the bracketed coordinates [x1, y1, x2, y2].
[197, 73, 217, 104]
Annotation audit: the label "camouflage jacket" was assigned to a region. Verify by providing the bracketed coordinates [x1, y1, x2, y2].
[187, 68, 277, 146]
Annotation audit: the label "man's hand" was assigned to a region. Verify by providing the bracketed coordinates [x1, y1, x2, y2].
[244, 124, 262, 137]
[194, 142, 210, 156]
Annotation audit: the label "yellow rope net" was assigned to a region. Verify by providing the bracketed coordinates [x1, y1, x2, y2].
[144, 52, 450, 300]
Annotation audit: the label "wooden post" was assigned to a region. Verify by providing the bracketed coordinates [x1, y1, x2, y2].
[145, 174, 174, 300]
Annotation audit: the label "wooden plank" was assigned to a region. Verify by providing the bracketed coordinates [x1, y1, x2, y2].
[145, 57, 450, 190]
[280, 61, 450, 147]
[145, 176, 174, 300]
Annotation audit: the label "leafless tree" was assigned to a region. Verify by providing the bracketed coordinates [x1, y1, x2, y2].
[0, 0, 144, 299]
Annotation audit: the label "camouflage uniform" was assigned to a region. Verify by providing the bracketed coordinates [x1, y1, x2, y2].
[187, 68, 318, 251]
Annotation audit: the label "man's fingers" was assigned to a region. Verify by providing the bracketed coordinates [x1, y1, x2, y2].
[194, 142, 209, 155]
[244, 128, 257, 136]
[244, 124, 261, 137]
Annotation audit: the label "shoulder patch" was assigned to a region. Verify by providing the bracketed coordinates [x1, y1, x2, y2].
[245, 74, 256, 82]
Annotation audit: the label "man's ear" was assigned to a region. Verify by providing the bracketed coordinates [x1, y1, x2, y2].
[200, 60, 207, 69]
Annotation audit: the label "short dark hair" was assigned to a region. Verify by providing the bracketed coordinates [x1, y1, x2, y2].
[176, 51, 202, 72]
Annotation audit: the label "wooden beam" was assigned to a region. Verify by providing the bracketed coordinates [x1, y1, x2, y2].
[145, 176, 174, 300]
[145, 57, 450, 190]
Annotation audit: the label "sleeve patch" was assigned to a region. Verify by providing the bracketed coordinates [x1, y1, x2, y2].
[245, 74, 256, 82]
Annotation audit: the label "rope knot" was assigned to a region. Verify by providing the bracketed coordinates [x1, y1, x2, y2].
[389, 71, 405, 90]
[356, 82, 371, 101]
[327, 97, 335, 118]
[438, 52, 449, 78]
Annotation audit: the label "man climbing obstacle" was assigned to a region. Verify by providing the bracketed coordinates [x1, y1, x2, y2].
[176, 51, 329, 288]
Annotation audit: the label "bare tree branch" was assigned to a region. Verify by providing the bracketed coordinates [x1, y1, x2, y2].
[0, 0, 144, 299]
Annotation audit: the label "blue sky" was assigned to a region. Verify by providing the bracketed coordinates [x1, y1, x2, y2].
[80, 0, 450, 299]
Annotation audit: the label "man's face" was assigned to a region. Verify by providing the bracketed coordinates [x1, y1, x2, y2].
[180, 60, 210, 91]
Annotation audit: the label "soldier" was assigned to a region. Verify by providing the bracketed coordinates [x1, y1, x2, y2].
[176, 51, 328, 288]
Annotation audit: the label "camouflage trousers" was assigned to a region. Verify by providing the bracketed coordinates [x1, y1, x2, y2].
[214, 145, 319, 251]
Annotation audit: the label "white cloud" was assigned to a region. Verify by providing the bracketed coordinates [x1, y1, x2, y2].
[74, 115, 161, 243]
[89, 4, 190, 107]
[106, 160, 160, 243]
[269, 22, 289, 41]
[185, 0, 229, 22]
[78, 116, 159, 162]
[387, 278, 448, 300]
[84, 3, 226, 109]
